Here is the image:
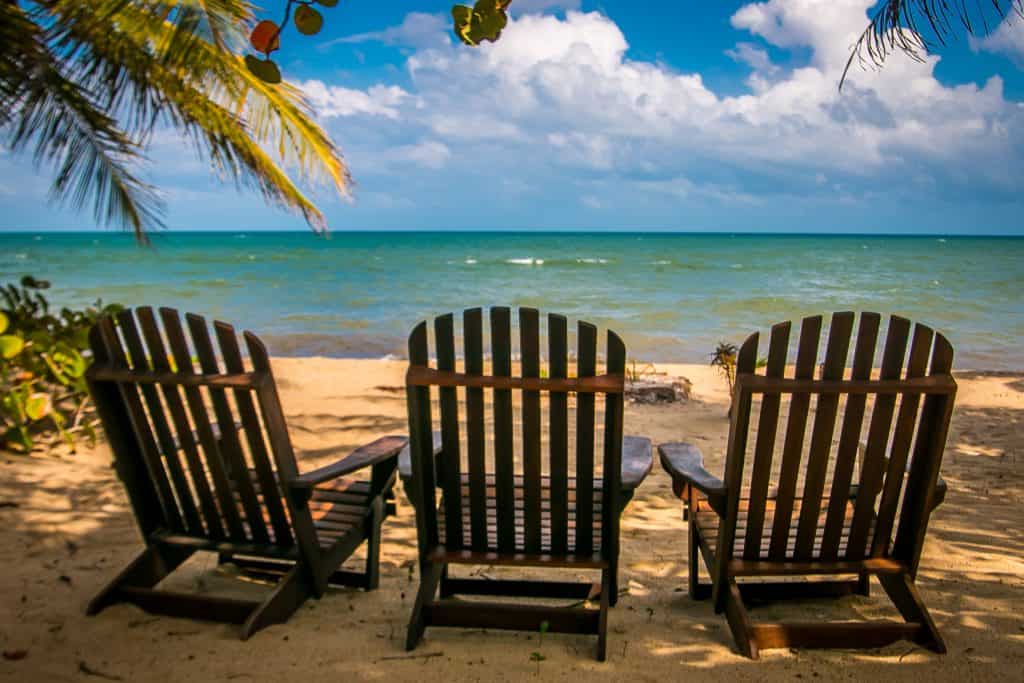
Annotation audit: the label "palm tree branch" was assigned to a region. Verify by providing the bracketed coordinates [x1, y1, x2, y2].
[843, 0, 1024, 87]
[4, 16, 162, 242]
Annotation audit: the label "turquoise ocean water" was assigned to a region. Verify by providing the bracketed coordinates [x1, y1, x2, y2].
[1, 231, 1021, 369]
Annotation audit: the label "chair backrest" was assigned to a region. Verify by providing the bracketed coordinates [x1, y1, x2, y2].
[86, 307, 317, 557]
[405, 307, 626, 560]
[721, 312, 956, 574]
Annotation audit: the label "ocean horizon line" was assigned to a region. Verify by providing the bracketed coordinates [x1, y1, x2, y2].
[3, 228, 1024, 239]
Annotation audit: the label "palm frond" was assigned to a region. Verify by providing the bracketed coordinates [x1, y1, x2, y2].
[3, 1, 349, 242]
[843, 0, 1024, 87]
[3, 2, 162, 243]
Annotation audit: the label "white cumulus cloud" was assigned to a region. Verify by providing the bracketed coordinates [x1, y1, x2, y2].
[304, 2, 1023, 209]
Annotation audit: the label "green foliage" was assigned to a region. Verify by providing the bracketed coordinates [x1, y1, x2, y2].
[529, 619, 549, 674]
[2, 1, 350, 244]
[452, 0, 511, 46]
[710, 341, 738, 400]
[247, 0, 341, 84]
[710, 342, 768, 403]
[0, 277, 122, 453]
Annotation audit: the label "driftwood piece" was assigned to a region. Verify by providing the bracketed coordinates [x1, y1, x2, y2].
[625, 378, 691, 404]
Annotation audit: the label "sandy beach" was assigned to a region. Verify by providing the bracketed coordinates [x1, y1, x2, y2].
[1, 358, 1022, 681]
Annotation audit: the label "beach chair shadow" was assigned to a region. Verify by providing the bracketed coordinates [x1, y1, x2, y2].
[660, 312, 956, 658]
[84, 307, 406, 638]
[401, 307, 652, 661]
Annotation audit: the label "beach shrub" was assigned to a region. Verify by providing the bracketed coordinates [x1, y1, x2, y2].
[710, 342, 739, 402]
[0, 277, 122, 453]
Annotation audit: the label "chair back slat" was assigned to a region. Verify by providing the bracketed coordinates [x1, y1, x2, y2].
[742, 321, 790, 560]
[870, 323, 934, 557]
[243, 330, 321, 562]
[520, 308, 543, 554]
[846, 316, 911, 559]
[490, 307, 516, 553]
[600, 330, 627, 560]
[463, 309, 488, 549]
[723, 312, 955, 568]
[405, 308, 625, 560]
[93, 317, 183, 531]
[819, 312, 880, 559]
[435, 313, 464, 550]
[548, 313, 570, 555]
[793, 312, 854, 560]
[117, 310, 205, 536]
[407, 322, 438, 552]
[158, 308, 248, 540]
[893, 333, 955, 576]
[716, 334, 759, 591]
[185, 314, 271, 545]
[215, 322, 294, 548]
[767, 315, 822, 560]
[574, 321, 598, 557]
[135, 307, 225, 540]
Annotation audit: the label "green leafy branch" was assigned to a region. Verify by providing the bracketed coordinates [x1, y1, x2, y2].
[452, 0, 512, 46]
[245, 0, 340, 84]
[0, 277, 123, 453]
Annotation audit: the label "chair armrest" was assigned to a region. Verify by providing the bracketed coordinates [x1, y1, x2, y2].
[621, 436, 653, 491]
[291, 436, 407, 491]
[398, 430, 443, 482]
[658, 442, 727, 516]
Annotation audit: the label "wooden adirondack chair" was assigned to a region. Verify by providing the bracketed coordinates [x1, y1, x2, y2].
[660, 312, 956, 658]
[401, 307, 652, 660]
[84, 307, 407, 638]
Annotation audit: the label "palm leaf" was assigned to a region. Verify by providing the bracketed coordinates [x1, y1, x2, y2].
[3, 1, 349, 242]
[844, 0, 1024, 87]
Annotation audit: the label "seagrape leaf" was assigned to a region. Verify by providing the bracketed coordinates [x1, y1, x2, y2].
[52, 344, 86, 379]
[452, 5, 475, 45]
[26, 393, 52, 421]
[452, 1, 509, 46]
[473, 5, 507, 43]
[21, 276, 50, 289]
[0, 311, 7, 335]
[316, 0, 339, 7]
[0, 334, 24, 359]
[245, 54, 282, 84]
[250, 20, 281, 54]
[294, 5, 324, 35]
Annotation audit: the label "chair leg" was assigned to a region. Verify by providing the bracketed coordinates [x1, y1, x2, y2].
[878, 573, 946, 653]
[722, 578, 758, 660]
[365, 497, 385, 591]
[609, 560, 619, 607]
[86, 545, 193, 616]
[240, 565, 315, 640]
[688, 521, 701, 600]
[596, 567, 612, 662]
[406, 561, 443, 651]
[438, 564, 455, 598]
[857, 571, 871, 596]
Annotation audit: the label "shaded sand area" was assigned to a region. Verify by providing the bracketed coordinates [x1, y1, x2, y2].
[1, 359, 1022, 681]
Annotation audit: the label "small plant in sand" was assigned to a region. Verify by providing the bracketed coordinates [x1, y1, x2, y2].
[709, 341, 739, 401]
[0, 277, 122, 452]
[529, 619, 549, 675]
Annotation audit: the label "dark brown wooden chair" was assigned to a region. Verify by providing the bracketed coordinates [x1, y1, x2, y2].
[660, 312, 956, 658]
[84, 307, 407, 639]
[401, 307, 652, 660]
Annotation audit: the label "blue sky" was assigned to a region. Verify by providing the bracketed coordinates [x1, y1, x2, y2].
[2, 0, 1023, 234]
